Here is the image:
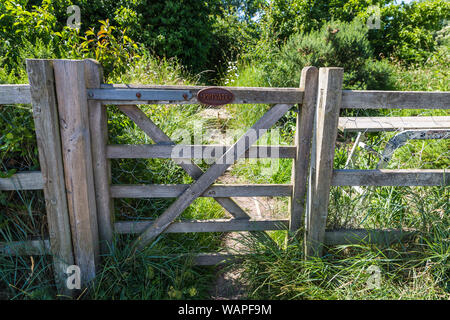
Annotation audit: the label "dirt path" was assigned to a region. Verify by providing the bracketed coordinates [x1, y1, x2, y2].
[199, 107, 284, 299]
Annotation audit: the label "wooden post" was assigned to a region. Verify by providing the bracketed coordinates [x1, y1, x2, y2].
[305, 67, 343, 257]
[53, 60, 100, 286]
[26, 59, 75, 296]
[289, 67, 319, 236]
[84, 59, 114, 253]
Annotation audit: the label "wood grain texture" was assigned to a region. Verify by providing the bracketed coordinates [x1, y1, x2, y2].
[289, 67, 318, 233]
[332, 169, 449, 186]
[338, 116, 450, 132]
[342, 90, 450, 109]
[26, 59, 74, 296]
[133, 103, 294, 250]
[0, 228, 415, 258]
[106, 144, 296, 159]
[305, 68, 344, 258]
[117, 105, 250, 220]
[94, 84, 304, 105]
[53, 59, 100, 286]
[0, 171, 44, 190]
[85, 59, 114, 253]
[111, 184, 292, 198]
[115, 219, 289, 234]
[324, 228, 418, 245]
[178, 227, 418, 265]
[0, 239, 50, 255]
[0, 84, 32, 104]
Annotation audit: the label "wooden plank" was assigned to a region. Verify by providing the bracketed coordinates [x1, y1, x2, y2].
[0, 84, 32, 104]
[339, 116, 450, 132]
[107, 144, 296, 159]
[305, 68, 344, 258]
[53, 59, 100, 286]
[182, 228, 417, 265]
[26, 59, 74, 296]
[342, 90, 450, 109]
[0, 239, 50, 255]
[85, 59, 114, 253]
[118, 105, 250, 220]
[111, 184, 292, 198]
[324, 229, 418, 245]
[133, 103, 294, 250]
[290, 67, 319, 233]
[94, 84, 304, 105]
[115, 218, 289, 234]
[332, 169, 449, 186]
[0, 172, 43, 190]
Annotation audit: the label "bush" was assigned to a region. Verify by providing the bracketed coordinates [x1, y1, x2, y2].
[257, 0, 390, 47]
[109, 0, 217, 74]
[366, 0, 450, 64]
[263, 19, 395, 89]
[0, 0, 64, 73]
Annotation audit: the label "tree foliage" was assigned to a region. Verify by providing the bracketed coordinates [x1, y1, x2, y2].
[263, 19, 395, 89]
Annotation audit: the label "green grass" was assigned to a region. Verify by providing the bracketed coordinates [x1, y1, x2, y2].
[222, 55, 450, 300]
[0, 46, 449, 300]
[0, 55, 226, 299]
[238, 233, 449, 299]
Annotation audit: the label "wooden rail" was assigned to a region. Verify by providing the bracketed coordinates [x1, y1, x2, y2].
[0, 84, 32, 104]
[0, 228, 417, 261]
[107, 145, 296, 159]
[4, 85, 450, 109]
[115, 219, 289, 234]
[111, 184, 293, 198]
[2, 169, 444, 194]
[332, 169, 449, 186]
[342, 90, 450, 109]
[339, 116, 450, 132]
[89, 84, 304, 105]
[0, 171, 44, 190]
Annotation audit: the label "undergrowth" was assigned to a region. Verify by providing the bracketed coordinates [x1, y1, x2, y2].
[222, 50, 449, 300]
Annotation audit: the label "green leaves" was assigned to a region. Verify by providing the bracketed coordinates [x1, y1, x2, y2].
[263, 19, 395, 90]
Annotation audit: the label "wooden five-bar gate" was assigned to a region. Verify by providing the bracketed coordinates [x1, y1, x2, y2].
[0, 59, 448, 296]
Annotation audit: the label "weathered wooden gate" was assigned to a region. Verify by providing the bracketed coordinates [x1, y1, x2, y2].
[1, 59, 448, 296]
[26, 59, 320, 291]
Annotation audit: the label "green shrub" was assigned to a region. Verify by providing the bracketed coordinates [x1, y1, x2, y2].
[0, 0, 141, 79]
[366, 0, 450, 64]
[263, 19, 395, 89]
[391, 45, 450, 93]
[110, 0, 217, 74]
[0, 0, 63, 72]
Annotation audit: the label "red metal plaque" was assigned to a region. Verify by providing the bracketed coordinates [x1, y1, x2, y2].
[197, 87, 234, 106]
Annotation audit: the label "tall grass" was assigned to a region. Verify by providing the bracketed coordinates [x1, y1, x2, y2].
[0, 54, 226, 299]
[238, 232, 449, 299]
[223, 51, 449, 300]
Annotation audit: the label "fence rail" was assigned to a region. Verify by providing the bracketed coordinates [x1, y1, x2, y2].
[342, 90, 450, 109]
[106, 145, 296, 159]
[0, 84, 32, 104]
[89, 85, 304, 104]
[0, 60, 449, 295]
[4, 85, 450, 109]
[0, 171, 44, 190]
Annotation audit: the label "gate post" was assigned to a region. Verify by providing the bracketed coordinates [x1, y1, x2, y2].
[305, 67, 343, 257]
[26, 59, 75, 296]
[84, 59, 114, 253]
[53, 60, 100, 286]
[289, 67, 318, 237]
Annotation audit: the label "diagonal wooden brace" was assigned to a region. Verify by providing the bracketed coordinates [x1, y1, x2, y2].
[118, 105, 250, 219]
[132, 103, 294, 250]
